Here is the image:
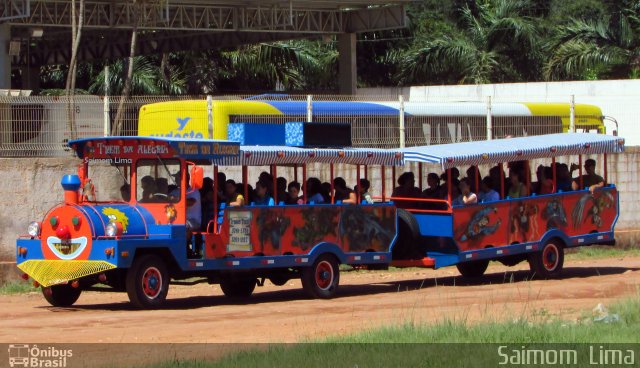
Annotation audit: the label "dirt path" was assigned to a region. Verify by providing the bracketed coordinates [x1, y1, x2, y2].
[1, 255, 638, 346]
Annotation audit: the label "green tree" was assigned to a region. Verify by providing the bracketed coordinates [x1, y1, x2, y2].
[396, 0, 543, 85]
[88, 56, 186, 95]
[544, 3, 640, 80]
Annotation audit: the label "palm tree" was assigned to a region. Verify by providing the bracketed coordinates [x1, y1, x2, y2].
[88, 56, 186, 95]
[395, 0, 542, 85]
[543, 10, 640, 80]
[221, 41, 330, 91]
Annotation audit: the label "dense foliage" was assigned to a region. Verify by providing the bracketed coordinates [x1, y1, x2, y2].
[33, 0, 640, 94]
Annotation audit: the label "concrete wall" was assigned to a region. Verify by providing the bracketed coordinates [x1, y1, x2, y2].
[0, 158, 79, 263]
[360, 80, 640, 146]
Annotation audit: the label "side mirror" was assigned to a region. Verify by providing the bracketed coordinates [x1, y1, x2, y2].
[190, 165, 203, 190]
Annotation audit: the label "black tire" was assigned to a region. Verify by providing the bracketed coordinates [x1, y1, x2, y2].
[126, 254, 169, 309]
[220, 277, 257, 297]
[392, 209, 421, 260]
[268, 276, 289, 286]
[456, 259, 490, 278]
[42, 284, 82, 307]
[301, 254, 340, 299]
[529, 240, 564, 278]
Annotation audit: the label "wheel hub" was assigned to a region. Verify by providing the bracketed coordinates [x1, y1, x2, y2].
[142, 267, 162, 298]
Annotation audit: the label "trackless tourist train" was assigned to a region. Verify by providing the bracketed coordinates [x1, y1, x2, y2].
[16, 132, 624, 308]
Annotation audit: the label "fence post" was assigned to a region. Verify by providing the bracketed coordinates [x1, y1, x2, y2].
[103, 65, 110, 136]
[569, 94, 575, 133]
[306, 94, 313, 122]
[486, 95, 492, 140]
[207, 95, 213, 139]
[399, 94, 405, 148]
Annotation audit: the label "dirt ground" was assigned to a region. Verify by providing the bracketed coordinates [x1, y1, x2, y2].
[0, 256, 639, 366]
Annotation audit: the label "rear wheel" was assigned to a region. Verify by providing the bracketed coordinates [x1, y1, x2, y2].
[456, 259, 489, 278]
[220, 277, 257, 297]
[42, 284, 82, 307]
[529, 240, 564, 278]
[126, 254, 169, 309]
[301, 254, 340, 299]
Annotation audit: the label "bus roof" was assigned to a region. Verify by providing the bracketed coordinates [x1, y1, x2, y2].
[400, 133, 625, 170]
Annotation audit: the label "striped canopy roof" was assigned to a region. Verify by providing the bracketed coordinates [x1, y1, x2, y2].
[210, 146, 404, 166]
[400, 133, 625, 170]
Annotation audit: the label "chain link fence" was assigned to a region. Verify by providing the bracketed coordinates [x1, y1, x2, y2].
[0, 94, 605, 157]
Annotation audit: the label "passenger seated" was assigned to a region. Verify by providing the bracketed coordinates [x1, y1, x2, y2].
[357, 178, 374, 204]
[422, 173, 442, 199]
[554, 163, 572, 192]
[152, 178, 169, 202]
[466, 166, 481, 193]
[458, 178, 477, 205]
[571, 158, 604, 194]
[535, 165, 554, 195]
[450, 185, 463, 206]
[306, 177, 325, 204]
[392, 172, 422, 209]
[254, 180, 275, 206]
[320, 182, 332, 203]
[286, 181, 304, 205]
[225, 180, 245, 207]
[120, 183, 131, 202]
[478, 177, 500, 203]
[276, 177, 287, 204]
[140, 175, 156, 202]
[333, 177, 356, 204]
[507, 170, 529, 198]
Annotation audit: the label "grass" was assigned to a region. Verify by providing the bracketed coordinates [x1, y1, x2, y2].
[145, 292, 640, 368]
[0, 280, 36, 295]
[565, 246, 640, 260]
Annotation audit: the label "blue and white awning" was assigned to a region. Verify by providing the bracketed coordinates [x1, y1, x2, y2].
[210, 146, 404, 166]
[400, 133, 625, 170]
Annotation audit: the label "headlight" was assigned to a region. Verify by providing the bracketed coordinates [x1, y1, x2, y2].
[27, 221, 41, 237]
[105, 222, 122, 237]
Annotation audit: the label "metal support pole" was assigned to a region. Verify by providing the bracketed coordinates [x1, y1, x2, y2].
[381, 166, 386, 202]
[499, 163, 505, 199]
[213, 166, 219, 234]
[302, 164, 307, 203]
[242, 166, 248, 202]
[579, 155, 583, 189]
[330, 163, 335, 204]
[103, 65, 110, 136]
[356, 165, 361, 204]
[604, 153, 608, 184]
[551, 157, 557, 193]
[207, 95, 214, 139]
[306, 95, 313, 123]
[569, 95, 576, 133]
[399, 95, 406, 148]
[272, 165, 278, 204]
[447, 168, 452, 204]
[486, 96, 492, 140]
[418, 162, 423, 191]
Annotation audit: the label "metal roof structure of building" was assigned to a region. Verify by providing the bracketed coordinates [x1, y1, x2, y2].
[2, 0, 412, 66]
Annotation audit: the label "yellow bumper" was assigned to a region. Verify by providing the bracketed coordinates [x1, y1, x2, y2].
[17, 260, 116, 287]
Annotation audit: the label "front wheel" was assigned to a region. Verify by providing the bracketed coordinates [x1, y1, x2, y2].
[42, 284, 82, 307]
[529, 240, 564, 278]
[301, 254, 340, 299]
[456, 259, 489, 278]
[126, 254, 169, 309]
[220, 277, 257, 297]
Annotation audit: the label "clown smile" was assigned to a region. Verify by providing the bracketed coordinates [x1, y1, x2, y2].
[46, 236, 88, 260]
